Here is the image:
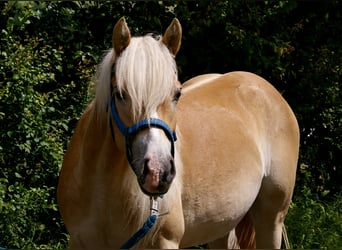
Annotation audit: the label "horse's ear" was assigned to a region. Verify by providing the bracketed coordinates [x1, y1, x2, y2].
[162, 18, 182, 56]
[112, 17, 131, 57]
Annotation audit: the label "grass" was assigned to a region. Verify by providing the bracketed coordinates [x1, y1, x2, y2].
[285, 190, 342, 249]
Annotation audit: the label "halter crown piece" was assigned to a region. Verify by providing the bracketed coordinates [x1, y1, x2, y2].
[110, 96, 177, 166]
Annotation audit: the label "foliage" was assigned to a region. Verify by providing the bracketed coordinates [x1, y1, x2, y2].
[285, 161, 342, 248]
[0, 0, 341, 248]
[283, 1, 342, 198]
[286, 188, 342, 248]
[0, 1, 90, 248]
[0, 181, 67, 249]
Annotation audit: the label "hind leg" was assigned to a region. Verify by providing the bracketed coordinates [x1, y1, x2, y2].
[208, 230, 239, 249]
[250, 177, 293, 248]
[208, 235, 228, 249]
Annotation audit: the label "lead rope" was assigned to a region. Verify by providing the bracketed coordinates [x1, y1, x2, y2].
[120, 196, 164, 249]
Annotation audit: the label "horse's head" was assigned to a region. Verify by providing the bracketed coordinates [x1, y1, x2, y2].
[110, 17, 182, 196]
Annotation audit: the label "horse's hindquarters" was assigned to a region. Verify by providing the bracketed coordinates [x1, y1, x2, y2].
[176, 72, 299, 248]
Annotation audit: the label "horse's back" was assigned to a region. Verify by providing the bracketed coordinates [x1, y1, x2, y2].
[180, 71, 299, 161]
[179, 71, 299, 170]
[177, 71, 299, 247]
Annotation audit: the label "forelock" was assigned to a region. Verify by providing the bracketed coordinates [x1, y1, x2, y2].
[115, 35, 177, 120]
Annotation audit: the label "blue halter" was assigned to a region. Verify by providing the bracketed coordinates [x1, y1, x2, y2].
[110, 97, 177, 163]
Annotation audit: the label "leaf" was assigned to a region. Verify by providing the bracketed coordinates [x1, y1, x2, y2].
[14, 172, 22, 179]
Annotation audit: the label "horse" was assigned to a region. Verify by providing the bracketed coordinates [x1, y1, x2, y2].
[57, 17, 299, 249]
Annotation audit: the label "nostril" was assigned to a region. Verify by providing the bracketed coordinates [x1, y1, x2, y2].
[143, 158, 150, 176]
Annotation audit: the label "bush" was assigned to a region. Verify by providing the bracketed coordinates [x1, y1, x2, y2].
[0, 181, 67, 248]
[0, 2, 89, 248]
[286, 190, 342, 248]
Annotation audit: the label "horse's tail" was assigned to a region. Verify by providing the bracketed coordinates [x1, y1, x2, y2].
[236, 215, 291, 249]
[282, 223, 291, 249]
[235, 213, 256, 249]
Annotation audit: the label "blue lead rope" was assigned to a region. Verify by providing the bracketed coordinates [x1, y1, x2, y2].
[120, 214, 157, 249]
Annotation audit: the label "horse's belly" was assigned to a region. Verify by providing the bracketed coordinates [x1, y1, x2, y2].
[180, 214, 238, 247]
[179, 181, 260, 247]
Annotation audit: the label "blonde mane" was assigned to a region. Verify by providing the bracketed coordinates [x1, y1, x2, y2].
[94, 35, 178, 122]
[94, 48, 114, 120]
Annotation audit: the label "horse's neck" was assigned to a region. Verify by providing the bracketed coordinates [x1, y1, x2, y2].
[80, 105, 151, 227]
[74, 105, 121, 195]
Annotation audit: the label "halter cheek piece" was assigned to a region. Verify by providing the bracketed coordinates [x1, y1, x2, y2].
[110, 96, 177, 165]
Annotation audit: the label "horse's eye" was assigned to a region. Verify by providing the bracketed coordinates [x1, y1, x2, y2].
[173, 88, 182, 103]
[114, 91, 126, 102]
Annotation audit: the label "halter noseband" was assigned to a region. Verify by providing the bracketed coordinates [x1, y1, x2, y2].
[110, 97, 177, 164]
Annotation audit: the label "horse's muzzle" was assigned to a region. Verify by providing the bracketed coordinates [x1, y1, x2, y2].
[140, 155, 176, 195]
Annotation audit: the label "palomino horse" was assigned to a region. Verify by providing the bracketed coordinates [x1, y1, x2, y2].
[58, 17, 299, 249]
